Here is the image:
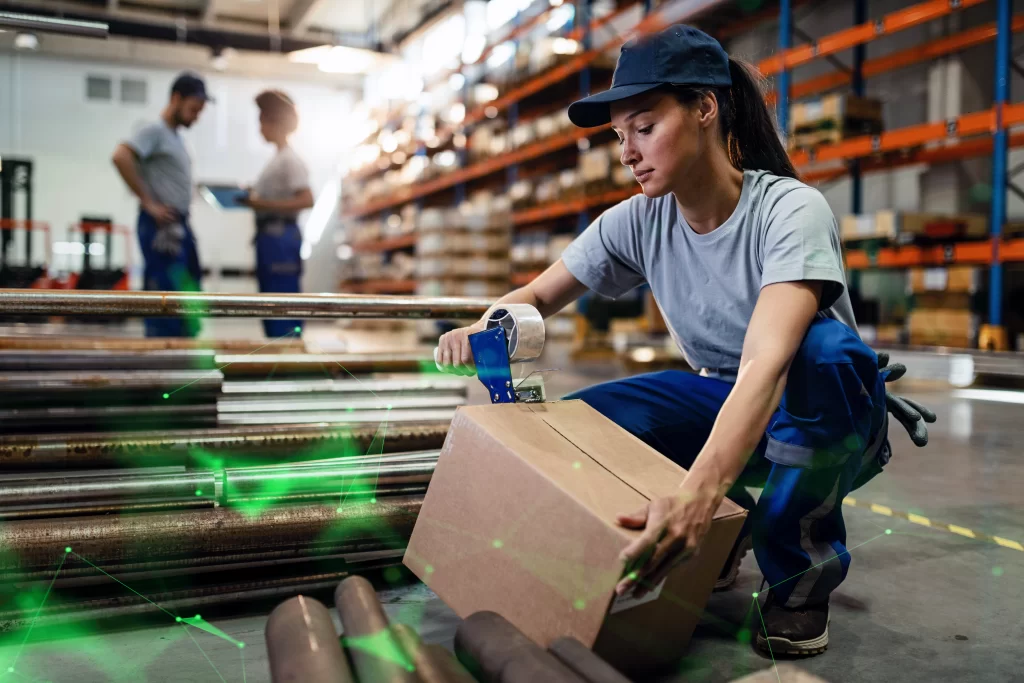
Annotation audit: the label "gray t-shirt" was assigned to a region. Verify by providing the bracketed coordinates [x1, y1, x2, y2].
[125, 122, 193, 215]
[252, 146, 310, 220]
[562, 169, 857, 378]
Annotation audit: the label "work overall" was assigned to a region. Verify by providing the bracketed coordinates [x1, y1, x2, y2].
[568, 315, 889, 608]
[137, 209, 203, 338]
[255, 215, 303, 338]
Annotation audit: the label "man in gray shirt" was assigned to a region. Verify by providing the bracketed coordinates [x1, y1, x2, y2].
[112, 73, 210, 337]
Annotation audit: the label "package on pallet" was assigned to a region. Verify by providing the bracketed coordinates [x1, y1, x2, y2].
[536, 175, 561, 204]
[417, 232, 445, 255]
[466, 232, 511, 253]
[418, 208, 448, 232]
[510, 121, 537, 149]
[612, 164, 635, 187]
[529, 234, 549, 265]
[511, 237, 532, 266]
[840, 214, 893, 242]
[859, 324, 904, 346]
[907, 309, 978, 348]
[579, 147, 612, 185]
[509, 180, 534, 210]
[404, 401, 746, 676]
[547, 235, 576, 264]
[907, 266, 979, 294]
[535, 113, 559, 139]
[558, 169, 582, 199]
[462, 258, 511, 278]
[392, 252, 418, 279]
[879, 211, 988, 242]
[788, 93, 883, 149]
[418, 258, 448, 279]
[469, 125, 497, 161]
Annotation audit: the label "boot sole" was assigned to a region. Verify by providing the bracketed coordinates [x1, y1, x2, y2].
[756, 619, 829, 656]
[714, 535, 753, 591]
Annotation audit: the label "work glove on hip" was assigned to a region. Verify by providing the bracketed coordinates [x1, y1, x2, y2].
[151, 223, 186, 257]
[878, 352, 936, 447]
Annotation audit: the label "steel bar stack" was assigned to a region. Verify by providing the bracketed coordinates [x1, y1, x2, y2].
[0, 290, 489, 631]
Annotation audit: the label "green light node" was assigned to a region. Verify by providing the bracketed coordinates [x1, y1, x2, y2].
[162, 393, 170, 399]
[572, 461, 581, 470]
[64, 546, 71, 553]
[175, 617, 182, 623]
[885, 529, 892, 535]
[406, 665, 416, 672]
[573, 599, 586, 610]
[336, 508, 344, 513]
[195, 490, 203, 496]
[8, 667, 14, 673]
[737, 628, 752, 644]
[194, 614, 201, 620]
[752, 592, 759, 598]
[238, 642, 246, 649]
[370, 497, 377, 504]
[492, 539, 503, 549]
[627, 571, 638, 581]
[294, 327, 301, 333]
[993, 566, 1004, 577]
[383, 566, 402, 584]
[425, 564, 434, 574]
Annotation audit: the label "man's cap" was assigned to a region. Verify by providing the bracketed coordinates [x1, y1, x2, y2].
[568, 24, 731, 128]
[171, 72, 213, 102]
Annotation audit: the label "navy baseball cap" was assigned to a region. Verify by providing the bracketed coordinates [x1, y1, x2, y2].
[171, 72, 214, 102]
[568, 24, 731, 128]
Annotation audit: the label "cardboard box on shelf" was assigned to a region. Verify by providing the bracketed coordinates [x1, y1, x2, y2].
[840, 214, 894, 242]
[878, 211, 988, 242]
[913, 292, 972, 310]
[907, 309, 977, 348]
[579, 147, 612, 185]
[907, 266, 979, 294]
[789, 93, 883, 148]
[404, 401, 746, 676]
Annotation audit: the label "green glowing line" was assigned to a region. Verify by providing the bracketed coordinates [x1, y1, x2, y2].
[72, 553, 177, 620]
[768, 532, 888, 591]
[10, 551, 68, 671]
[181, 626, 227, 683]
[372, 418, 389, 498]
[182, 616, 244, 647]
[304, 338, 381, 399]
[241, 645, 247, 683]
[166, 328, 299, 398]
[337, 419, 387, 511]
[754, 597, 782, 683]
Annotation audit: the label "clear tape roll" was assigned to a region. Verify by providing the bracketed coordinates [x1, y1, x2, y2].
[484, 303, 545, 364]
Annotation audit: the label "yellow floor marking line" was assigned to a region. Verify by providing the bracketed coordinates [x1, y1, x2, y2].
[842, 497, 1022, 552]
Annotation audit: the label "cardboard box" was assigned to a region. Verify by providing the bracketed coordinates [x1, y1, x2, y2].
[877, 211, 988, 242]
[908, 266, 979, 294]
[841, 214, 895, 242]
[404, 401, 746, 675]
[907, 309, 977, 348]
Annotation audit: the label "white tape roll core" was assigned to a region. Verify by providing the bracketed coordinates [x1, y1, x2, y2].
[485, 303, 545, 363]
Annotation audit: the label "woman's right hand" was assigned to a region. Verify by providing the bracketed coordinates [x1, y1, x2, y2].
[435, 321, 487, 376]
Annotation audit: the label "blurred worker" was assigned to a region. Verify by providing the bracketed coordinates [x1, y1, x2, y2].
[112, 72, 210, 337]
[240, 90, 313, 338]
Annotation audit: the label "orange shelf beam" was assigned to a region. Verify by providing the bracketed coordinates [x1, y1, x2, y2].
[845, 239, 1024, 270]
[511, 187, 640, 225]
[351, 234, 417, 253]
[511, 271, 543, 287]
[758, 0, 988, 77]
[767, 15, 1024, 104]
[345, 126, 602, 218]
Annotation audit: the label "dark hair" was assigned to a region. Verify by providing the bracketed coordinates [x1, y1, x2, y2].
[667, 58, 797, 179]
[256, 90, 299, 135]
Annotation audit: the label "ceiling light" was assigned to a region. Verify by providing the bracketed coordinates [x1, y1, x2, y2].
[449, 103, 466, 124]
[486, 42, 515, 69]
[474, 83, 499, 103]
[549, 0, 564, 5]
[289, 44, 383, 74]
[551, 38, 580, 55]
[448, 73, 466, 91]
[547, 5, 575, 32]
[461, 35, 486, 64]
[14, 32, 39, 51]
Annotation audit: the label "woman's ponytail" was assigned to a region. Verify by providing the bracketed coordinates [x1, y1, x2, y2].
[723, 58, 798, 179]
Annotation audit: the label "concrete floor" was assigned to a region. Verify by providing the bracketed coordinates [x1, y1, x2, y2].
[1, 348, 1022, 682]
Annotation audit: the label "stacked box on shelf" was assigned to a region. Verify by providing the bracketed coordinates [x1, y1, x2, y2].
[841, 211, 989, 244]
[906, 266, 980, 348]
[788, 93, 883, 151]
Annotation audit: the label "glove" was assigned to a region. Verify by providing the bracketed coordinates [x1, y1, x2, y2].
[151, 223, 186, 257]
[878, 352, 936, 447]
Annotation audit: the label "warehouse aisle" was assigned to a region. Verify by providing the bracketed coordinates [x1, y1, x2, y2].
[1, 382, 1020, 683]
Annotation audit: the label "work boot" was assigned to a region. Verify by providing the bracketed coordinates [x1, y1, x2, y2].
[714, 534, 752, 590]
[755, 590, 830, 656]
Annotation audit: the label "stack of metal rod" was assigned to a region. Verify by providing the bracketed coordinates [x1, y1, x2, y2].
[0, 290, 491, 629]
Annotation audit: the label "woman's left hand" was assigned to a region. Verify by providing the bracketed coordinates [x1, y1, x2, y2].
[615, 475, 722, 597]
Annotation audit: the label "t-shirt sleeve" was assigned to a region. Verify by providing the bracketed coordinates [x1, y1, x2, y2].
[125, 123, 161, 160]
[560, 196, 646, 298]
[760, 186, 847, 310]
[285, 154, 311, 194]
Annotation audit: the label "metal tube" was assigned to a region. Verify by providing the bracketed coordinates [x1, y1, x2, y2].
[223, 377, 467, 395]
[990, 0, 1011, 327]
[0, 336, 305, 352]
[454, 611, 585, 683]
[0, 404, 218, 431]
[215, 352, 434, 376]
[392, 624, 477, 683]
[218, 408, 457, 426]
[267, 595, 355, 683]
[0, 369, 223, 393]
[217, 395, 465, 413]
[548, 637, 632, 683]
[0, 349, 217, 371]
[0, 11, 108, 38]
[0, 470, 213, 506]
[335, 575, 420, 683]
[777, 0, 792, 136]
[0, 497, 420, 571]
[0, 422, 451, 469]
[0, 290, 491, 319]
[225, 461, 435, 499]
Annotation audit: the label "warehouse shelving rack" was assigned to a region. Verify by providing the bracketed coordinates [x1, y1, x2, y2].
[342, 0, 1019, 345]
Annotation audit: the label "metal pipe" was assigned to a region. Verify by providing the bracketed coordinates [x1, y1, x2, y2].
[0, 422, 451, 469]
[455, 611, 585, 683]
[777, 0, 792, 136]
[0, 370, 223, 393]
[0, 498, 420, 571]
[0, 404, 218, 431]
[222, 377, 467, 395]
[0, 349, 217, 371]
[990, 0, 1011, 328]
[217, 395, 465, 413]
[218, 408, 457, 426]
[392, 624, 477, 683]
[548, 637, 632, 683]
[215, 352, 434, 376]
[335, 575, 420, 683]
[0, 290, 491, 319]
[0, 336, 305, 352]
[0, 10, 108, 38]
[267, 596, 356, 683]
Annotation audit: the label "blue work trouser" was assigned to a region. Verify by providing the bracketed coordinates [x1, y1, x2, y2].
[567, 316, 890, 608]
[137, 210, 202, 338]
[255, 219, 303, 338]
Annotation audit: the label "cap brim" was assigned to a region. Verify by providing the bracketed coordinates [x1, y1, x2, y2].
[568, 83, 663, 128]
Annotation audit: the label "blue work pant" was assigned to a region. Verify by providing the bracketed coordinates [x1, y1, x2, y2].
[137, 210, 202, 338]
[567, 316, 890, 608]
[255, 220, 303, 338]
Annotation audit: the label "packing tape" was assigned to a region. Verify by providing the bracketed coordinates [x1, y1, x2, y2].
[432, 304, 545, 373]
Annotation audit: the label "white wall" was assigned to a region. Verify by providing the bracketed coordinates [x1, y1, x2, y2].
[0, 52, 354, 290]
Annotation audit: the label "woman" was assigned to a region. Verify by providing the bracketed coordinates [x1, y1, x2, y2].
[436, 26, 933, 657]
[241, 90, 314, 337]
